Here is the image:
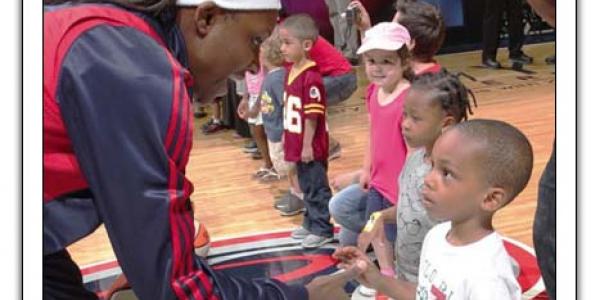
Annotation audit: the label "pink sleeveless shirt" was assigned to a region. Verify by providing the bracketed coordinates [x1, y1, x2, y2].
[366, 83, 409, 204]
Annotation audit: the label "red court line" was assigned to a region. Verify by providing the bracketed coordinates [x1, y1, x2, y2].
[81, 260, 120, 276]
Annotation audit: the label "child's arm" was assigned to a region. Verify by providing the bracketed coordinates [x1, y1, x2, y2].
[359, 115, 372, 191]
[334, 246, 417, 300]
[331, 169, 363, 191]
[380, 204, 397, 223]
[372, 275, 417, 300]
[301, 119, 317, 162]
[247, 96, 261, 118]
[306, 264, 363, 300]
[237, 93, 249, 120]
[301, 73, 325, 163]
[357, 205, 398, 251]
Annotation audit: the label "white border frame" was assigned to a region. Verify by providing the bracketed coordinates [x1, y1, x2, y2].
[20, 0, 580, 298]
[23, 0, 43, 299]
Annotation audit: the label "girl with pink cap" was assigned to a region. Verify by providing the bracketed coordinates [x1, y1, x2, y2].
[353, 21, 415, 292]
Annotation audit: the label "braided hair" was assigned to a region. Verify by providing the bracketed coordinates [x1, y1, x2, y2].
[410, 68, 477, 122]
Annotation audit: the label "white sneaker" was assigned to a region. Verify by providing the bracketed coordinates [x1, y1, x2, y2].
[291, 227, 311, 239]
[301, 234, 334, 249]
[358, 285, 377, 297]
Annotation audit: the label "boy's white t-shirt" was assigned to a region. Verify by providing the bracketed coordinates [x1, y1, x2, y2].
[415, 222, 521, 300]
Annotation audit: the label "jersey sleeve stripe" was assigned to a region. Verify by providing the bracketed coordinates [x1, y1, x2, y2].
[304, 103, 325, 109]
[304, 109, 325, 115]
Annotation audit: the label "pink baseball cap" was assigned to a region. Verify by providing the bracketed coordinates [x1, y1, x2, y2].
[357, 22, 411, 55]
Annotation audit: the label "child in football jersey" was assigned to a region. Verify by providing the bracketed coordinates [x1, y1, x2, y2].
[335, 119, 531, 300]
[357, 70, 477, 287]
[355, 22, 415, 279]
[279, 14, 334, 249]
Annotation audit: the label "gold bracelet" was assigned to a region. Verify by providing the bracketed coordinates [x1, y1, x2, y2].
[362, 212, 382, 233]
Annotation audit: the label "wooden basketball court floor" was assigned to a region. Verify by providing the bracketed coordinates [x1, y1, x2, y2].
[67, 42, 556, 268]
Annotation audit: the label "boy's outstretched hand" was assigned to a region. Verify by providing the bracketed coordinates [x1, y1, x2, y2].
[332, 246, 382, 290]
[306, 263, 363, 300]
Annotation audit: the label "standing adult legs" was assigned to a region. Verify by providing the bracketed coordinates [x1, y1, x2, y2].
[324, 0, 358, 60]
[482, 0, 503, 67]
[533, 142, 556, 299]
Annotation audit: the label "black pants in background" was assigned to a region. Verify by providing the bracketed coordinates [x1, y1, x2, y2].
[533, 141, 556, 300]
[44, 249, 98, 300]
[297, 161, 334, 238]
[482, 0, 525, 60]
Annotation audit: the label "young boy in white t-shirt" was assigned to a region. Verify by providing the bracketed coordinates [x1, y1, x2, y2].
[334, 119, 533, 300]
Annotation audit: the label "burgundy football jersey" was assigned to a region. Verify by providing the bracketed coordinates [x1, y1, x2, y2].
[283, 62, 329, 162]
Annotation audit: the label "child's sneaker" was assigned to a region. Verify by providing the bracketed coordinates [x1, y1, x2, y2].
[202, 119, 226, 134]
[242, 141, 258, 153]
[279, 195, 305, 216]
[273, 191, 291, 209]
[291, 227, 311, 239]
[250, 152, 263, 160]
[201, 118, 216, 131]
[274, 191, 297, 209]
[243, 146, 259, 154]
[301, 234, 334, 249]
[252, 167, 271, 179]
[259, 168, 284, 183]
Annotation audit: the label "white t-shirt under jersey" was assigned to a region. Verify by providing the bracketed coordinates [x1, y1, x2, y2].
[415, 222, 521, 300]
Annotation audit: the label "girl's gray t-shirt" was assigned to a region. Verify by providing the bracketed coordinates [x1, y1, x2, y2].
[395, 148, 439, 283]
